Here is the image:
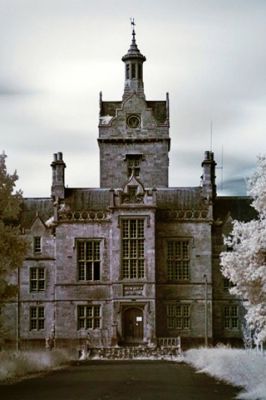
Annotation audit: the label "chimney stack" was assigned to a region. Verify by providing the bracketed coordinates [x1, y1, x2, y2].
[51, 152, 66, 200]
[201, 151, 216, 202]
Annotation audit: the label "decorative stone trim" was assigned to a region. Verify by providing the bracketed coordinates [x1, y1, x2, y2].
[59, 210, 111, 222]
[157, 209, 209, 221]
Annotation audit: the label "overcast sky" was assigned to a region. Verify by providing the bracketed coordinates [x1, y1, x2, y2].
[1, 0, 266, 197]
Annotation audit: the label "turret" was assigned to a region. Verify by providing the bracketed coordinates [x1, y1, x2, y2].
[122, 19, 146, 100]
[201, 151, 216, 202]
[51, 152, 66, 200]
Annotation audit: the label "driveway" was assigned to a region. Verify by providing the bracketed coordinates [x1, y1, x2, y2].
[0, 360, 240, 400]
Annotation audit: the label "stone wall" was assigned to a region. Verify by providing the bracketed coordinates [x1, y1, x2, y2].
[156, 218, 213, 341]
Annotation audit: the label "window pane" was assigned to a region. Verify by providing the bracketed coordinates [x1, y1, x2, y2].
[86, 318, 93, 329]
[94, 306, 100, 317]
[78, 306, 85, 317]
[94, 262, 100, 280]
[30, 319, 37, 330]
[224, 306, 230, 317]
[183, 317, 190, 329]
[78, 242, 85, 260]
[38, 268, 45, 279]
[38, 280, 45, 290]
[30, 308, 37, 318]
[130, 259, 137, 278]
[94, 242, 100, 260]
[78, 263, 85, 280]
[231, 306, 238, 317]
[87, 306, 93, 317]
[86, 262, 93, 281]
[86, 241, 93, 260]
[130, 220, 137, 238]
[78, 319, 85, 329]
[30, 281, 37, 291]
[94, 318, 100, 329]
[30, 269, 37, 279]
[38, 319, 44, 330]
[38, 307, 44, 318]
[138, 259, 144, 278]
[231, 318, 238, 328]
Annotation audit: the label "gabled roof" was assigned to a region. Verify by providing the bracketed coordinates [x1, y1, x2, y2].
[20, 198, 53, 229]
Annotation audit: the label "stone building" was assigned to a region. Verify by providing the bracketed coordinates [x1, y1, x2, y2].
[2, 27, 256, 350]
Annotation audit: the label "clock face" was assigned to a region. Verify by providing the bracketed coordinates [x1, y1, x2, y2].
[127, 114, 141, 129]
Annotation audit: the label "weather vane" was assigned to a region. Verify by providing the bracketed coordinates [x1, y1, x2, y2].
[130, 17, 136, 42]
[130, 17, 135, 30]
[130, 17, 136, 37]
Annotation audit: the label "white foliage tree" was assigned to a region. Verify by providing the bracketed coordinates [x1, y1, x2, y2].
[220, 156, 266, 344]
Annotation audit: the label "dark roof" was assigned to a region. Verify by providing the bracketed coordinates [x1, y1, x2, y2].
[146, 101, 167, 123]
[20, 198, 53, 229]
[156, 187, 207, 210]
[64, 188, 110, 210]
[100, 101, 122, 117]
[214, 196, 257, 222]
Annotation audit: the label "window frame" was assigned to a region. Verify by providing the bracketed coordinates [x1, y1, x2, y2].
[166, 303, 191, 331]
[77, 304, 101, 330]
[33, 236, 42, 254]
[76, 239, 101, 282]
[224, 305, 239, 330]
[30, 306, 45, 331]
[166, 239, 191, 282]
[121, 218, 145, 280]
[125, 154, 142, 177]
[29, 266, 46, 292]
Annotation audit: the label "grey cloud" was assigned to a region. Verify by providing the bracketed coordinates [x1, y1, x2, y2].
[220, 178, 247, 196]
[0, 82, 40, 96]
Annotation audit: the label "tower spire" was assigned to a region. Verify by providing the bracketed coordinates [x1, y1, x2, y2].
[122, 19, 146, 100]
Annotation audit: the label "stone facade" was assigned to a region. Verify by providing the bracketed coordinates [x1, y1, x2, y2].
[2, 28, 256, 350]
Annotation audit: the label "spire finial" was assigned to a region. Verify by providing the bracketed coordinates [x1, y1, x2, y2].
[130, 17, 136, 42]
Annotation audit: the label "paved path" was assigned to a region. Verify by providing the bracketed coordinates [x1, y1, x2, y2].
[0, 360, 240, 400]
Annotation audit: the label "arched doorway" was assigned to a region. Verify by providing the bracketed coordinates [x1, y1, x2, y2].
[123, 307, 144, 344]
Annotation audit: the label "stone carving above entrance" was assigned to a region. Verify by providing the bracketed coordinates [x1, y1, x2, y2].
[123, 285, 144, 296]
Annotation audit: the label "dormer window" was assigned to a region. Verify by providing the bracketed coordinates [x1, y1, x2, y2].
[33, 236, 41, 254]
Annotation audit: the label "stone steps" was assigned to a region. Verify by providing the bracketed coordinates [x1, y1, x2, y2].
[84, 346, 182, 360]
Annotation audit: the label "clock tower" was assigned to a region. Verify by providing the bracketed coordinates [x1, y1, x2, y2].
[98, 24, 170, 189]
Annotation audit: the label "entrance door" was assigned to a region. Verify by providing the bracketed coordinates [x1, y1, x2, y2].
[123, 307, 144, 344]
